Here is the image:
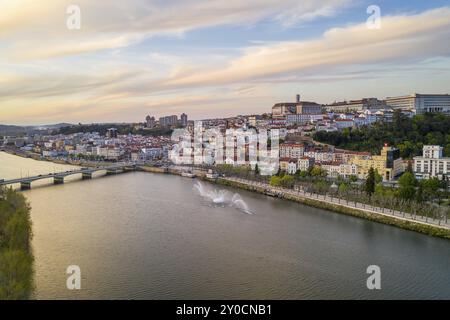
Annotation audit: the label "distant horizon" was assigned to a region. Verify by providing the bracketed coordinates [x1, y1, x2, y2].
[3, 90, 450, 127]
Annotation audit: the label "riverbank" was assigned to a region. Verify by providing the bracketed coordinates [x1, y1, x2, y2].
[1, 148, 99, 168]
[137, 167, 450, 239]
[137, 165, 450, 239]
[0, 187, 34, 299]
[212, 177, 450, 240]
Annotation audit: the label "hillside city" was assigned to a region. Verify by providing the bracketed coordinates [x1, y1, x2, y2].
[1, 93, 450, 184]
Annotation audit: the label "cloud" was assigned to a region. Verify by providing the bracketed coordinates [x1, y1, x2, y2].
[0, 0, 350, 59]
[163, 7, 450, 88]
[0, 70, 143, 100]
[1, 4, 450, 124]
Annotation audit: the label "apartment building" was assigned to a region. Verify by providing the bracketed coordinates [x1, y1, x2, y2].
[298, 157, 315, 172]
[280, 143, 305, 159]
[414, 145, 450, 180]
[350, 145, 403, 181]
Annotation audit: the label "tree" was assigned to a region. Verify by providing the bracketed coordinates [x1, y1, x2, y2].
[0, 188, 33, 300]
[281, 175, 295, 188]
[338, 183, 349, 197]
[374, 170, 382, 184]
[298, 170, 309, 178]
[421, 177, 441, 201]
[365, 167, 376, 198]
[397, 172, 417, 200]
[254, 163, 259, 176]
[310, 166, 327, 178]
[416, 182, 424, 203]
[313, 180, 329, 194]
[269, 176, 282, 187]
[313, 113, 450, 159]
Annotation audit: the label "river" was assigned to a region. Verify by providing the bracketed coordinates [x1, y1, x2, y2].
[0, 152, 449, 299]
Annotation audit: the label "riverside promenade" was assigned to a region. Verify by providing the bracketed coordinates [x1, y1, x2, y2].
[224, 177, 450, 230]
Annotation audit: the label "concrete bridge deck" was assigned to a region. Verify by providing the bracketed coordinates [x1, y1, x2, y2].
[0, 163, 140, 190]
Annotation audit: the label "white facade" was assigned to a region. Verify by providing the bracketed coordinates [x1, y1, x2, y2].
[280, 143, 304, 159]
[303, 151, 334, 162]
[320, 163, 358, 178]
[423, 145, 443, 159]
[414, 145, 450, 180]
[334, 119, 354, 129]
[287, 161, 297, 174]
[97, 146, 122, 160]
[297, 157, 315, 172]
[386, 94, 450, 115]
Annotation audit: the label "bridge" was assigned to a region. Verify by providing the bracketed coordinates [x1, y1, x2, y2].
[0, 163, 139, 190]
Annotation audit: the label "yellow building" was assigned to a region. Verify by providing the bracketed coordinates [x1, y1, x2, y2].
[350, 145, 404, 181]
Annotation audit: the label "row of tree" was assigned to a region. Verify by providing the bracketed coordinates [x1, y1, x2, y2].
[313, 112, 450, 158]
[0, 187, 34, 300]
[260, 165, 448, 220]
[365, 166, 448, 204]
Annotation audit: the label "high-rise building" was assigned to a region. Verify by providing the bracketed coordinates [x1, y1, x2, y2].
[146, 115, 156, 128]
[180, 113, 188, 127]
[385, 94, 450, 115]
[106, 128, 118, 139]
[159, 115, 178, 127]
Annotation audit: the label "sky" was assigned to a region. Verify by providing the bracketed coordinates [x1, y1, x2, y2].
[1, 0, 450, 125]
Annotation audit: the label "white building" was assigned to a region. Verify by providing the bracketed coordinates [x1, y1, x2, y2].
[303, 151, 334, 162]
[280, 143, 304, 159]
[320, 162, 358, 179]
[97, 146, 123, 161]
[414, 145, 450, 180]
[325, 98, 386, 112]
[287, 161, 298, 175]
[334, 119, 354, 130]
[386, 94, 450, 115]
[297, 157, 315, 172]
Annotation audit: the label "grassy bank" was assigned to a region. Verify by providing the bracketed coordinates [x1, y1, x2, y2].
[213, 178, 450, 240]
[0, 187, 34, 300]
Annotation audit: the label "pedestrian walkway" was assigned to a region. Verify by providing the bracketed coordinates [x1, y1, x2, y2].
[225, 177, 450, 230]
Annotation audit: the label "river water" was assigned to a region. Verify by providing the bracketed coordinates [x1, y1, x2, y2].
[0, 152, 449, 299]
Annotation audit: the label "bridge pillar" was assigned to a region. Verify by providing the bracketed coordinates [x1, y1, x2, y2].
[20, 181, 31, 190]
[82, 172, 93, 180]
[54, 176, 64, 185]
[106, 169, 121, 175]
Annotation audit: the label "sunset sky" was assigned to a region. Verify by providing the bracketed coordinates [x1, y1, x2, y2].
[1, 0, 450, 125]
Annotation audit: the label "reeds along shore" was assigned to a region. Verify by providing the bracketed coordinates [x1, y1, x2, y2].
[0, 187, 34, 299]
